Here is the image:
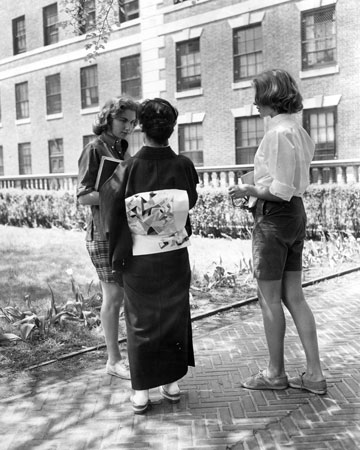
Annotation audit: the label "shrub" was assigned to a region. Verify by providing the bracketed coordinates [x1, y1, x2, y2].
[0, 184, 359, 238]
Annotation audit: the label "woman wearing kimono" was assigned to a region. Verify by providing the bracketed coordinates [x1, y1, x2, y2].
[100, 98, 199, 414]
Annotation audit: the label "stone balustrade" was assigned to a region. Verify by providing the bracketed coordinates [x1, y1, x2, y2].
[0, 159, 359, 191]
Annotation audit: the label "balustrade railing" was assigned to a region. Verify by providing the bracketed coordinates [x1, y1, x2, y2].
[0, 159, 359, 191]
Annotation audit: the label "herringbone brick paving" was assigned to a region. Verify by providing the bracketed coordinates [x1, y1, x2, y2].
[1, 272, 359, 450]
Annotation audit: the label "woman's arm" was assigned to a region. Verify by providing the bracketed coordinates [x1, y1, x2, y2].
[229, 183, 283, 202]
[77, 191, 100, 206]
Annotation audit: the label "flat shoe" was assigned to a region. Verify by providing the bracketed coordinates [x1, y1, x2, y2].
[130, 395, 151, 414]
[106, 360, 130, 380]
[159, 385, 181, 403]
[289, 372, 327, 395]
[241, 370, 288, 390]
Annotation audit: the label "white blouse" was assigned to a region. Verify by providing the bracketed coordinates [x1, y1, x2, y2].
[254, 114, 315, 202]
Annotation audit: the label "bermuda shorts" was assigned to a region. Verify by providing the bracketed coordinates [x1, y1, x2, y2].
[252, 196, 306, 280]
[86, 239, 123, 285]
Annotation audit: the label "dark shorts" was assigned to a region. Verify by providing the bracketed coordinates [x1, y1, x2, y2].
[86, 239, 122, 285]
[252, 197, 306, 280]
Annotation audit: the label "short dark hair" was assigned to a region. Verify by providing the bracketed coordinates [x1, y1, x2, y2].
[138, 98, 178, 144]
[92, 96, 139, 135]
[253, 69, 303, 114]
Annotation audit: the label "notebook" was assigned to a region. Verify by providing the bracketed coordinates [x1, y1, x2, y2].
[95, 156, 120, 191]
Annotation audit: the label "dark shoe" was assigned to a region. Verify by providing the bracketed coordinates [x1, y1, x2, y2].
[130, 395, 151, 414]
[241, 370, 288, 390]
[106, 360, 130, 380]
[289, 372, 327, 395]
[159, 385, 181, 403]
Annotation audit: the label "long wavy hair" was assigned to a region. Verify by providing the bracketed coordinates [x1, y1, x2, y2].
[253, 69, 303, 114]
[92, 96, 139, 135]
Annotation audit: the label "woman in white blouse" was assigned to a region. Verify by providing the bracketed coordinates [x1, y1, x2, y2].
[229, 69, 326, 395]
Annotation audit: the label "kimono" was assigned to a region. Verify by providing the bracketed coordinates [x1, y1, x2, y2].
[100, 145, 199, 390]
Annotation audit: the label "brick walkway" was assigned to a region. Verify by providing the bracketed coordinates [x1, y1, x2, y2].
[1, 272, 360, 450]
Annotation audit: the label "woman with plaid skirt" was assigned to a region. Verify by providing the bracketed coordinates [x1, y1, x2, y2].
[77, 96, 139, 380]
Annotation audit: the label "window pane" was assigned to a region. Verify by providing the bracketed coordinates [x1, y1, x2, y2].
[121, 54, 141, 98]
[80, 65, 98, 108]
[119, 0, 139, 22]
[18, 143, 32, 174]
[13, 16, 26, 55]
[46, 74, 62, 115]
[303, 109, 336, 160]
[15, 82, 29, 119]
[178, 123, 203, 165]
[176, 38, 201, 92]
[48, 139, 64, 173]
[233, 24, 263, 81]
[43, 3, 58, 46]
[301, 6, 336, 69]
[235, 117, 264, 164]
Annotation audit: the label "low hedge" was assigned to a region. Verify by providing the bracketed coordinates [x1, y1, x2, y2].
[1, 184, 359, 239]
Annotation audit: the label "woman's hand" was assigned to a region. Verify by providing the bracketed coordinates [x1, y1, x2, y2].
[228, 184, 249, 200]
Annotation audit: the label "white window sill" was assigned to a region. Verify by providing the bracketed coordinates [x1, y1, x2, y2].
[80, 107, 99, 115]
[16, 118, 31, 125]
[232, 80, 253, 90]
[175, 88, 203, 99]
[46, 113, 63, 121]
[300, 65, 339, 79]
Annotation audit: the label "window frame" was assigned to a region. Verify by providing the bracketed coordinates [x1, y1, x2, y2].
[176, 38, 201, 92]
[46, 74, 62, 115]
[78, 0, 96, 34]
[235, 116, 264, 165]
[43, 3, 59, 46]
[48, 138, 64, 173]
[303, 107, 337, 160]
[119, 0, 139, 23]
[12, 15, 26, 55]
[178, 123, 204, 166]
[233, 23, 263, 81]
[120, 54, 142, 99]
[80, 65, 99, 109]
[301, 6, 337, 70]
[15, 82, 29, 120]
[18, 142, 32, 175]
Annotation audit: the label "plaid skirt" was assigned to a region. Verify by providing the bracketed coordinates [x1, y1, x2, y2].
[86, 239, 120, 284]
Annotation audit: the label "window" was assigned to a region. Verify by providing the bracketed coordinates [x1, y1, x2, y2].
[48, 139, 64, 173]
[43, 3, 58, 45]
[233, 24, 263, 81]
[46, 74, 62, 115]
[13, 16, 26, 55]
[235, 117, 264, 164]
[178, 123, 203, 166]
[18, 143, 32, 174]
[174, 0, 188, 3]
[303, 108, 336, 160]
[301, 6, 336, 70]
[119, 0, 139, 22]
[83, 135, 95, 147]
[176, 38, 201, 92]
[79, 0, 96, 34]
[15, 82, 29, 120]
[0, 146, 4, 176]
[80, 65, 98, 108]
[120, 54, 141, 99]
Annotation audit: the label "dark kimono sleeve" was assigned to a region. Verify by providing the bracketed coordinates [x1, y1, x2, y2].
[99, 162, 133, 273]
[77, 144, 101, 198]
[183, 158, 199, 236]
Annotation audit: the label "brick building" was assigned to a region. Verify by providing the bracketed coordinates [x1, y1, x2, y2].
[0, 0, 359, 177]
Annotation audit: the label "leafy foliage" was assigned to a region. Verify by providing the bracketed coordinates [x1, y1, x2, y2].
[0, 272, 101, 344]
[59, 0, 121, 61]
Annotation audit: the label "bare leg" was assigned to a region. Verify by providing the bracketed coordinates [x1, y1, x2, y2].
[100, 281, 124, 364]
[282, 271, 324, 381]
[257, 279, 286, 378]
